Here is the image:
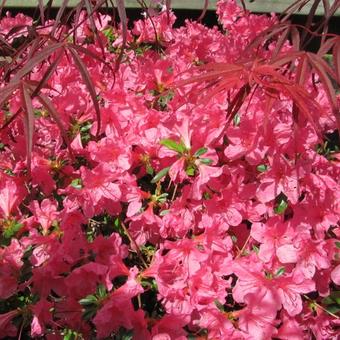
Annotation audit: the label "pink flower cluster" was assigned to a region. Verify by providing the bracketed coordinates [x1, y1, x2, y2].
[0, 1, 339, 339]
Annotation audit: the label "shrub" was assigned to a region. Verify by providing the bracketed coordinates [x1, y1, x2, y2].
[0, 0, 339, 339]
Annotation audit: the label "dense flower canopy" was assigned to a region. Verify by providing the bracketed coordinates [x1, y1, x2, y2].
[0, 0, 339, 339]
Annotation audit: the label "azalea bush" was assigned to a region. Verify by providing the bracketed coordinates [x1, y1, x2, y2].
[0, 0, 340, 338]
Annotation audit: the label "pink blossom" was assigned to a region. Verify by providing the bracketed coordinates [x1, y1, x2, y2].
[256, 155, 300, 204]
[30, 199, 59, 235]
[0, 175, 26, 218]
[238, 289, 279, 340]
[331, 264, 340, 285]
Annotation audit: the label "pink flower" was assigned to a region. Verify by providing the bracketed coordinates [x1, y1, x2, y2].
[0, 175, 26, 218]
[276, 311, 305, 340]
[65, 262, 112, 299]
[0, 310, 18, 338]
[331, 264, 340, 285]
[0, 239, 24, 299]
[196, 308, 244, 339]
[0, 12, 32, 40]
[238, 289, 279, 340]
[93, 268, 144, 339]
[151, 315, 187, 339]
[233, 255, 315, 316]
[30, 199, 59, 235]
[191, 163, 223, 200]
[256, 155, 300, 204]
[217, 0, 244, 29]
[251, 216, 293, 263]
[30, 299, 53, 337]
[224, 118, 266, 165]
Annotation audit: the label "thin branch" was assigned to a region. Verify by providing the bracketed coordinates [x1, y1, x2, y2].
[121, 221, 148, 268]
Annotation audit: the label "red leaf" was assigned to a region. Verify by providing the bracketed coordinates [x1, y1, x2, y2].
[20, 82, 35, 176]
[307, 52, 337, 108]
[0, 82, 20, 109]
[11, 42, 64, 83]
[67, 46, 101, 137]
[197, 0, 209, 22]
[31, 49, 64, 97]
[295, 53, 309, 85]
[36, 92, 74, 160]
[333, 40, 340, 84]
[38, 0, 45, 25]
[51, 0, 69, 36]
[115, 0, 127, 72]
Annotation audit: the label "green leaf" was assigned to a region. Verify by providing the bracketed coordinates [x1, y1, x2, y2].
[3, 220, 23, 239]
[252, 245, 259, 254]
[275, 267, 285, 277]
[335, 241, 340, 249]
[71, 178, 83, 190]
[63, 329, 80, 340]
[160, 138, 186, 154]
[151, 166, 170, 183]
[96, 284, 106, 298]
[214, 300, 225, 312]
[203, 192, 212, 200]
[79, 294, 97, 306]
[326, 305, 340, 314]
[200, 158, 213, 165]
[80, 122, 92, 132]
[146, 164, 154, 175]
[156, 193, 169, 203]
[116, 328, 134, 340]
[330, 291, 340, 305]
[265, 271, 273, 280]
[194, 147, 208, 157]
[186, 165, 196, 176]
[323, 296, 335, 305]
[82, 309, 97, 321]
[275, 199, 288, 215]
[160, 209, 170, 216]
[257, 164, 267, 172]
[63, 333, 73, 340]
[233, 113, 241, 126]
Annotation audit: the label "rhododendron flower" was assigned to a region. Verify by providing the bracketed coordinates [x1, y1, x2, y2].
[0, 239, 24, 299]
[276, 311, 305, 339]
[65, 262, 112, 299]
[238, 290, 279, 340]
[224, 118, 266, 165]
[93, 268, 144, 338]
[277, 227, 331, 278]
[30, 199, 59, 235]
[256, 155, 300, 204]
[251, 217, 294, 263]
[30, 299, 53, 337]
[0, 175, 26, 218]
[216, 0, 244, 29]
[132, 9, 175, 43]
[0, 310, 19, 338]
[63, 163, 122, 217]
[0, 12, 32, 39]
[151, 315, 187, 339]
[0, 3, 339, 338]
[233, 255, 315, 316]
[331, 264, 340, 285]
[196, 308, 245, 339]
[87, 133, 132, 171]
